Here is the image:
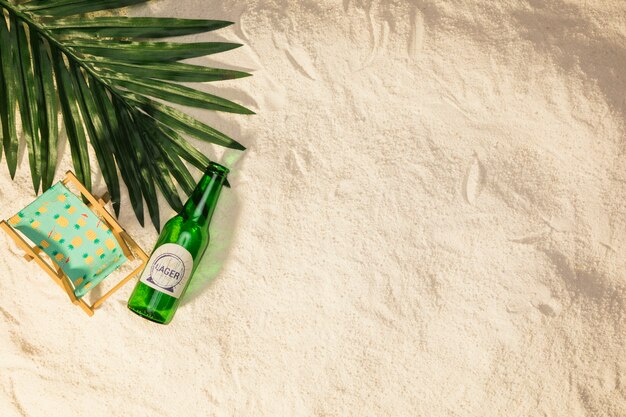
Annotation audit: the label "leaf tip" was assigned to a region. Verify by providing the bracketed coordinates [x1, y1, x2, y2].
[214, 20, 235, 29]
[231, 141, 246, 151]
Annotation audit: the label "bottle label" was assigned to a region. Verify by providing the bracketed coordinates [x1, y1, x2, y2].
[139, 243, 194, 299]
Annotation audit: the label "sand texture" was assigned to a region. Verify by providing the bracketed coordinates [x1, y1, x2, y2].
[1, 0, 626, 415]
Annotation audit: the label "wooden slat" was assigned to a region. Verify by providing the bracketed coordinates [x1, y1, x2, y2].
[121, 231, 148, 261]
[24, 245, 42, 261]
[92, 262, 143, 309]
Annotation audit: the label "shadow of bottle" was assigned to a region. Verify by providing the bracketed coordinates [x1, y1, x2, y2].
[181, 149, 246, 305]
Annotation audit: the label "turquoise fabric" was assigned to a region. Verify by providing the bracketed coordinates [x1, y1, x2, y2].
[9, 182, 127, 298]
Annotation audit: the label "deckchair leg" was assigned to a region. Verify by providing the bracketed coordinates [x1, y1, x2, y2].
[122, 231, 149, 262]
[92, 264, 142, 310]
[76, 299, 95, 316]
[51, 262, 79, 304]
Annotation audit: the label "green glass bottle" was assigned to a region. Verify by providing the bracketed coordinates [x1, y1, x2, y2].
[127, 162, 229, 324]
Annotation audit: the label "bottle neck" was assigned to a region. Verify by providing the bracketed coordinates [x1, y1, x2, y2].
[182, 170, 226, 227]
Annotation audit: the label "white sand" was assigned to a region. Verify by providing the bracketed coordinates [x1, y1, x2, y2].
[1, 0, 625, 415]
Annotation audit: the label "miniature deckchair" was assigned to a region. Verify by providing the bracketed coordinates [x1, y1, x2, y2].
[0, 171, 148, 316]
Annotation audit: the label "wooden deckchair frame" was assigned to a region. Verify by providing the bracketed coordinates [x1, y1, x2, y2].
[0, 171, 148, 316]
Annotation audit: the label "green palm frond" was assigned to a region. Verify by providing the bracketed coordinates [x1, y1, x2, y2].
[0, 0, 252, 230]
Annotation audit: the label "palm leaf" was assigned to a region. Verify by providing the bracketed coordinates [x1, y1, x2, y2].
[90, 59, 251, 83]
[71, 62, 120, 211]
[84, 75, 121, 214]
[107, 75, 254, 114]
[122, 92, 245, 149]
[139, 124, 184, 213]
[66, 39, 243, 62]
[100, 88, 145, 225]
[0, 0, 252, 230]
[51, 46, 92, 190]
[47, 17, 233, 38]
[31, 36, 58, 191]
[152, 122, 210, 171]
[12, 15, 41, 191]
[23, 0, 150, 17]
[0, 13, 18, 177]
[114, 102, 160, 230]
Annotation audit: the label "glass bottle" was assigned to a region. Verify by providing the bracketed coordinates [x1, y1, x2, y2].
[127, 162, 229, 324]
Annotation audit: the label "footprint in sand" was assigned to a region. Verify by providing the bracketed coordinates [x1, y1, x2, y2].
[463, 153, 485, 205]
[408, 8, 425, 59]
[273, 32, 319, 80]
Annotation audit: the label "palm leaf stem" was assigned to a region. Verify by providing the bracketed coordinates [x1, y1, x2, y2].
[1, 0, 127, 107]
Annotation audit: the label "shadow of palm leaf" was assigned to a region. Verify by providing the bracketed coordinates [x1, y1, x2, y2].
[512, 1, 626, 124]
